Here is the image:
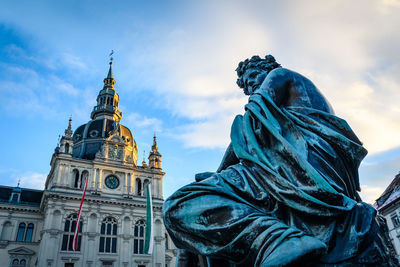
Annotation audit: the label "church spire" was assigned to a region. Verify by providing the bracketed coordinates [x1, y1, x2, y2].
[90, 55, 122, 121]
[107, 61, 113, 79]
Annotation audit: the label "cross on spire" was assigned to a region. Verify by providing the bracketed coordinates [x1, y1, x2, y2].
[109, 50, 114, 62]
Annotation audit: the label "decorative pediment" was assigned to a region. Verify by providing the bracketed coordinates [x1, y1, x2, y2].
[107, 133, 124, 144]
[8, 246, 35, 255]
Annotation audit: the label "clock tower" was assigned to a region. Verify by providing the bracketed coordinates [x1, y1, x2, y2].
[34, 60, 175, 267]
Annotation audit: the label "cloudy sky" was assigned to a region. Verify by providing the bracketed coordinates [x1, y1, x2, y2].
[0, 0, 399, 204]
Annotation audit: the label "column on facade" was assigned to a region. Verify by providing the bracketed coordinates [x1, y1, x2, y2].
[56, 163, 63, 187]
[124, 172, 129, 196]
[153, 217, 165, 267]
[97, 169, 103, 191]
[84, 212, 97, 267]
[130, 173, 135, 196]
[37, 208, 57, 266]
[91, 168, 97, 191]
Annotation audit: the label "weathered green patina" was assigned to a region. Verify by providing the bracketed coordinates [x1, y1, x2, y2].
[163, 55, 398, 266]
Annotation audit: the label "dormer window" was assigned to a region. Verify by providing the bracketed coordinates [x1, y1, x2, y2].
[9, 191, 21, 203]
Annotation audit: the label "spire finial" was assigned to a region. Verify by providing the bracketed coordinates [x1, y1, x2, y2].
[68, 115, 72, 129]
[107, 50, 114, 79]
[109, 50, 114, 63]
[65, 116, 73, 137]
[152, 133, 158, 152]
[142, 150, 148, 167]
[17, 179, 20, 187]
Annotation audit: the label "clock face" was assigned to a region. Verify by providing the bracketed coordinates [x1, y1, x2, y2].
[105, 175, 120, 189]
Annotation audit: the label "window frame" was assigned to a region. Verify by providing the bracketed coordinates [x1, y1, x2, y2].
[99, 217, 118, 253]
[61, 214, 82, 251]
[133, 220, 146, 254]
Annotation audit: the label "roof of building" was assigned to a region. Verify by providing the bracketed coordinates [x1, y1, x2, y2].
[0, 185, 43, 206]
[375, 172, 400, 211]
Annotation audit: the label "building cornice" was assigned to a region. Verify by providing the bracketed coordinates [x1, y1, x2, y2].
[41, 190, 163, 211]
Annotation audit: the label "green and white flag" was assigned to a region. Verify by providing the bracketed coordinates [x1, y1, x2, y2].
[144, 183, 154, 254]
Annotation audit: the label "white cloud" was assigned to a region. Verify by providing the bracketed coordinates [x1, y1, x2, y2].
[359, 184, 384, 205]
[3, 170, 46, 190]
[61, 53, 87, 70]
[177, 114, 235, 149]
[19, 172, 46, 190]
[124, 112, 163, 133]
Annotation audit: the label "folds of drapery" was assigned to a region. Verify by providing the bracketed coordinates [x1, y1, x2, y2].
[230, 90, 367, 217]
[163, 89, 398, 265]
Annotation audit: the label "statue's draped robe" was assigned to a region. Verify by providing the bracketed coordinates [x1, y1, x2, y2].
[163, 90, 395, 266]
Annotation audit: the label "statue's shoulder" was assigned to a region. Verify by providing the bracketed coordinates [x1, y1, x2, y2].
[267, 68, 307, 80]
[261, 68, 296, 89]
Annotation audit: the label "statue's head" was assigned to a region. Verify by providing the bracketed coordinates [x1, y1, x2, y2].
[236, 55, 281, 95]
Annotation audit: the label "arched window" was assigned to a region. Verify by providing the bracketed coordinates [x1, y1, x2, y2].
[80, 170, 89, 189]
[20, 259, 26, 266]
[136, 178, 142, 196]
[99, 217, 117, 253]
[134, 220, 146, 254]
[16, 223, 26, 241]
[61, 214, 82, 251]
[15, 223, 34, 242]
[165, 233, 169, 249]
[65, 143, 70, 153]
[1, 221, 12, 240]
[25, 223, 33, 242]
[73, 169, 80, 188]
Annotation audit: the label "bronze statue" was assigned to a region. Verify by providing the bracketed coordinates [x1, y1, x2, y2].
[163, 55, 398, 266]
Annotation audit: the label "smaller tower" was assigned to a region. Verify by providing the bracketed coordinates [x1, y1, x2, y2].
[59, 117, 74, 154]
[148, 134, 162, 169]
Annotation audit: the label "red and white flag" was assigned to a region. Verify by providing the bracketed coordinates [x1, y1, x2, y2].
[72, 173, 89, 251]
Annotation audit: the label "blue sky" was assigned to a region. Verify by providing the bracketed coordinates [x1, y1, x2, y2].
[0, 0, 400, 203]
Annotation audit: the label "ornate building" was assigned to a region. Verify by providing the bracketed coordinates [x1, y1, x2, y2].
[375, 172, 400, 261]
[0, 61, 177, 267]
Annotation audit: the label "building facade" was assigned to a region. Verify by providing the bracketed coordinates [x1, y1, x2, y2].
[0, 61, 177, 267]
[375, 172, 400, 261]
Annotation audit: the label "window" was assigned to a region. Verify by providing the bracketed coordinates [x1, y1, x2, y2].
[10, 192, 20, 203]
[65, 264, 74, 267]
[25, 223, 33, 242]
[134, 220, 145, 254]
[165, 233, 169, 249]
[16, 223, 34, 242]
[80, 170, 89, 188]
[61, 214, 82, 251]
[65, 143, 70, 153]
[1, 221, 12, 240]
[391, 214, 400, 228]
[136, 179, 142, 196]
[11, 259, 26, 267]
[73, 169, 80, 188]
[99, 217, 117, 253]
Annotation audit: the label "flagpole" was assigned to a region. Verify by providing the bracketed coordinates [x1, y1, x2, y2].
[73, 173, 89, 251]
[144, 183, 154, 254]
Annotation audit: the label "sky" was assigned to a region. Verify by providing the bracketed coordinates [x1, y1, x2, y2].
[0, 0, 400, 204]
